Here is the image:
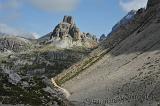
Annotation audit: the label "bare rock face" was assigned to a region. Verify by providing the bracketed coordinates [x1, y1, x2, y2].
[63, 16, 74, 25]
[70, 25, 81, 41]
[112, 10, 137, 33]
[49, 16, 98, 48]
[51, 16, 81, 41]
[147, 0, 160, 9]
[146, 0, 160, 23]
[0, 36, 32, 53]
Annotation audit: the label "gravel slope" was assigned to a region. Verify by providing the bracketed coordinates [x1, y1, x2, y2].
[62, 22, 160, 106]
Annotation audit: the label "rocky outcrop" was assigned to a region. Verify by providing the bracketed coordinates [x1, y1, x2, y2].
[2, 68, 21, 85]
[47, 16, 98, 48]
[51, 16, 81, 41]
[0, 36, 32, 53]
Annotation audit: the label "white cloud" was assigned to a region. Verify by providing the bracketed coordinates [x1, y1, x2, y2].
[31, 33, 40, 39]
[0, 0, 80, 12]
[0, 24, 40, 39]
[0, 0, 21, 10]
[0, 24, 19, 35]
[0, 0, 22, 22]
[28, 0, 80, 12]
[119, 0, 148, 12]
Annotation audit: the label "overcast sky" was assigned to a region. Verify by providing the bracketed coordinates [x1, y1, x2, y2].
[0, 0, 148, 38]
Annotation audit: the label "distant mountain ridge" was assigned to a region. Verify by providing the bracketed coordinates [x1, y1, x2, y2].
[0, 36, 32, 53]
[0, 32, 37, 39]
[0, 24, 39, 39]
[112, 10, 137, 33]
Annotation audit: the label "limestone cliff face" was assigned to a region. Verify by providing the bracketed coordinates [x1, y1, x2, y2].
[51, 16, 81, 41]
[48, 16, 98, 48]
[0, 36, 32, 53]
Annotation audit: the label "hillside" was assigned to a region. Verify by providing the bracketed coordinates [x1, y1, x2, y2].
[0, 37, 92, 105]
[54, 0, 160, 106]
[0, 22, 94, 106]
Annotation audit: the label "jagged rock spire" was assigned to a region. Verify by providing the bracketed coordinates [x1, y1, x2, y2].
[51, 16, 81, 40]
[47, 16, 98, 48]
[63, 16, 74, 25]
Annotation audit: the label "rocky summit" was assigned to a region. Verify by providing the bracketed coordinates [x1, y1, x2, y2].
[44, 16, 98, 48]
[51, 16, 80, 41]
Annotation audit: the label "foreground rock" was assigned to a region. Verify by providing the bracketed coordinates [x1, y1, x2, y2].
[0, 65, 73, 106]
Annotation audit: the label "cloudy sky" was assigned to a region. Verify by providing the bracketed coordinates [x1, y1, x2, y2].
[0, 0, 148, 38]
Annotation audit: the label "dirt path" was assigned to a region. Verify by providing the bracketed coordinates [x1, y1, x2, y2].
[51, 78, 71, 98]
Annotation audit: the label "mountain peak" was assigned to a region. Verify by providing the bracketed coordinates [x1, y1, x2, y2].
[63, 16, 74, 25]
[40, 16, 98, 48]
[111, 10, 137, 32]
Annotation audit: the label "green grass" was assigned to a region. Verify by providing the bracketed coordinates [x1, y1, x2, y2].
[55, 50, 107, 85]
[0, 75, 64, 106]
